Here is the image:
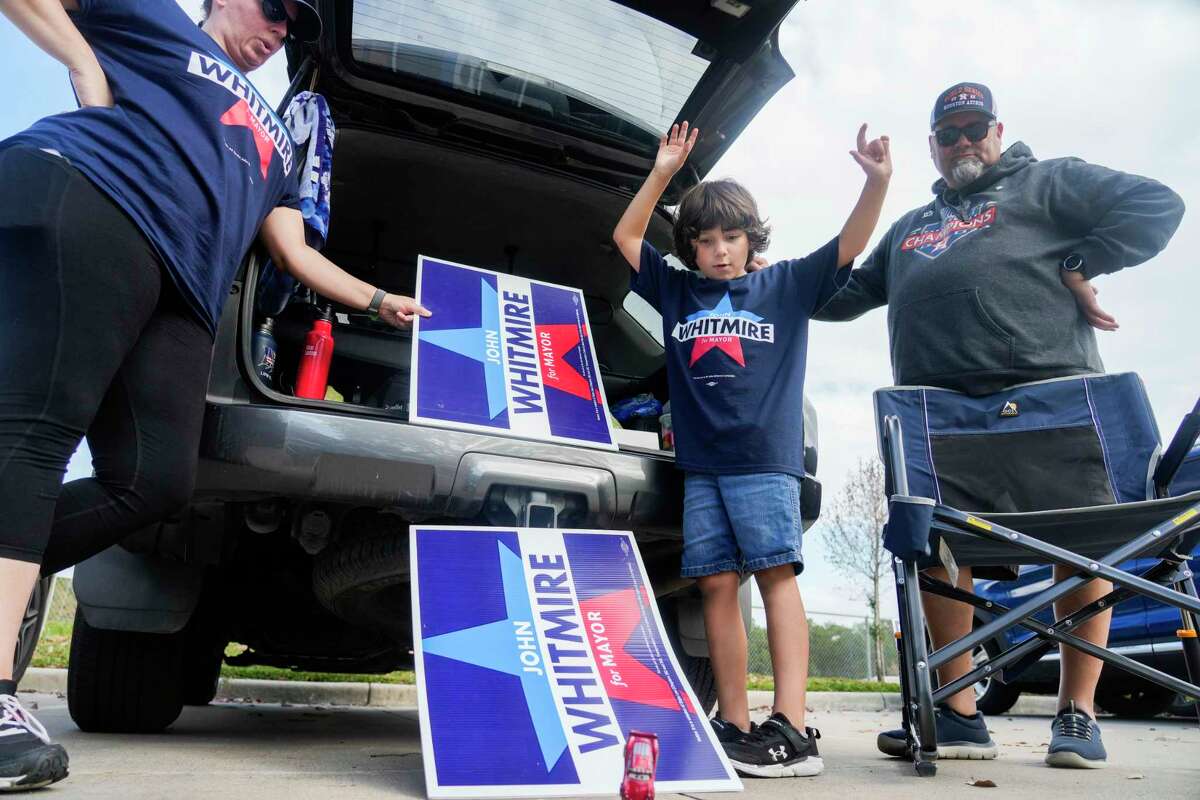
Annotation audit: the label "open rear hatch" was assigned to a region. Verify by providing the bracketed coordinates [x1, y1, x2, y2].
[246, 0, 801, 452]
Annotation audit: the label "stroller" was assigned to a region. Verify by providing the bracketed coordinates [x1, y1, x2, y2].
[874, 372, 1200, 776]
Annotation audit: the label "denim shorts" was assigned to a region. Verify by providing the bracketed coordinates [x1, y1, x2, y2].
[681, 472, 804, 578]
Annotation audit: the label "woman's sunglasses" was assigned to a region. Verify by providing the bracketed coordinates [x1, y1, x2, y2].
[934, 120, 996, 148]
[260, 0, 293, 33]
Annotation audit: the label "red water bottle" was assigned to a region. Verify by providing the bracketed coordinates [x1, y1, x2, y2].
[295, 306, 335, 399]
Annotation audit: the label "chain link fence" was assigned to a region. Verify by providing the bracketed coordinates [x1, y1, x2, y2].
[749, 607, 898, 682]
[45, 577, 77, 627]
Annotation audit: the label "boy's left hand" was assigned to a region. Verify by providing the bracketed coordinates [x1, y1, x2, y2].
[850, 123, 892, 183]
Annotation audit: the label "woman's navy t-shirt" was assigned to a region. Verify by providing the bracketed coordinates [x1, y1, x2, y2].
[631, 239, 847, 479]
[4, 0, 301, 334]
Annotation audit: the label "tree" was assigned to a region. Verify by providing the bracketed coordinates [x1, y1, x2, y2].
[820, 457, 891, 681]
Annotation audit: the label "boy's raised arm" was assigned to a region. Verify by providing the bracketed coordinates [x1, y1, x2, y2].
[613, 122, 699, 272]
[838, 124, 893, 266]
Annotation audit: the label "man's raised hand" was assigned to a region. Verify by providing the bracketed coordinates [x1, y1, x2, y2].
[849, 123, 892, 183]
[653, 122, 699, 179]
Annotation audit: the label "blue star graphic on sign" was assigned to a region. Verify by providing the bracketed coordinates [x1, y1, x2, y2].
[420, 279, 508, 418]
[421, 540, 568, 772]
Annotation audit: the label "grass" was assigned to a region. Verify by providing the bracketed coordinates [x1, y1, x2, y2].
[750, 675, 901, 693]
[28, 620, 73, 670]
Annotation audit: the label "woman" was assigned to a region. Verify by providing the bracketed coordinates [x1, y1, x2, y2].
[0, 0, 427, 790]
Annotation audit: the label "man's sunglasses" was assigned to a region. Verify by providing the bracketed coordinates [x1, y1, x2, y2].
[934, 120, 996, 147]
[261, 0, 294, 32]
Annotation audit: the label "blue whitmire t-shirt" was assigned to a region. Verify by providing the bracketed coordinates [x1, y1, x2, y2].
[3, 0, 301, 335]
[631, 239, 848, 478]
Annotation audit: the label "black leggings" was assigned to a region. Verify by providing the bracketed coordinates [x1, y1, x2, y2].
[0, 147, 214, 574]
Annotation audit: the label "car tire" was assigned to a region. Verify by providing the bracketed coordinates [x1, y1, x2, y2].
[658, 598, 717, 715]
[180, 625, 225, 706]
[973, 639, 1022, 716]
[12, 576, 54, 685]
[67, 607, 185, 733]
[178, 584, 227, 706]
[312, 527, 410, 643]
[1096, 680, 1178, 718]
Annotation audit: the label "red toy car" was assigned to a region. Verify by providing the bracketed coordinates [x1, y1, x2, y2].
[619, 731, 659, 800]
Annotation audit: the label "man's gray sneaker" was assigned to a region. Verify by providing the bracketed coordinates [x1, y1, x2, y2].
[877, 704, 998, 760]
[1045, 701, 1107, 769]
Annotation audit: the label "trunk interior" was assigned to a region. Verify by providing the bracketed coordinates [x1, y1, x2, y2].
[246, 126, 676, 449]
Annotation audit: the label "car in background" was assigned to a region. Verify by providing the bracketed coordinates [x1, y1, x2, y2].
[971, 446, 1200, 717]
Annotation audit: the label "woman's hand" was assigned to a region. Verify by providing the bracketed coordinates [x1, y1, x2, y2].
[1060, 269, 1118, 331]
[849, 123, 891, 184]
[378, 294, 432, 328]
[652, 122, 699, 179]
[69, 61, 113, 108]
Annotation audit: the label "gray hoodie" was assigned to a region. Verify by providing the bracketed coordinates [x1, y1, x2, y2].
[815, 142, 1185, 395]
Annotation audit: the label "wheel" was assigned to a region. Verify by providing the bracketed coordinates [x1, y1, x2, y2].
[12, 576, 54, 685]
[1096, 680, 1177, 718]
[312, 525, 410, 643]
[67, 607, 185, 732]
[179, 618, 225, 706]
[972, 639, 1022, 715]
[178, 583, 226, 706]
[658, 597, 717, 715]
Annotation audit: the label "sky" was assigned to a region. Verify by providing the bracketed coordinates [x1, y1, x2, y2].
[3, 1, 1198, 618]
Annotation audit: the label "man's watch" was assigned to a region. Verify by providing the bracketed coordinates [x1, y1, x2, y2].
[1061, 253, 1085, 272]
[366, 288, 387, 315]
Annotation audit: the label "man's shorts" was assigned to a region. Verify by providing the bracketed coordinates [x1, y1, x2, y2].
[680, 472, 804, 578]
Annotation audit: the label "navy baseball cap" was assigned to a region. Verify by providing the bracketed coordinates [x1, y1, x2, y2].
[930, 82, 997, 128]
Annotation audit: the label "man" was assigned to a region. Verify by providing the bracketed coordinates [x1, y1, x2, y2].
[814, 82, 1185, 768]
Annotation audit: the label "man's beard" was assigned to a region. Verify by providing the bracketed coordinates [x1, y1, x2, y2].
[948, 156, 985, 188]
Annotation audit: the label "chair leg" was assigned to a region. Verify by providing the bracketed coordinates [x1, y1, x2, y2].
[899, 558, 938, 776]
[1176, 574, 1200, 724]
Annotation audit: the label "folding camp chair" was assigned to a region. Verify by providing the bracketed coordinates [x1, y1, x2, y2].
[874, 373, 1200, 777]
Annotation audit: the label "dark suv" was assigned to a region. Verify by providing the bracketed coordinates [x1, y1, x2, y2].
[969, 451, 1200, 718]
[16, 0, 821, 733]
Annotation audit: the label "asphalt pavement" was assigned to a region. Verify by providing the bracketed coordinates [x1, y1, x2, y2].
[15, 691, 1199, 799]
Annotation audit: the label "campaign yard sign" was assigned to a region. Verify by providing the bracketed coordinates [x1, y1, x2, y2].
[410, 256, 616, 450]
[412, 527, 742, 798]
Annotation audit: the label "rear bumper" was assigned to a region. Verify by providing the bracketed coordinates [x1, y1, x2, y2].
[195, 401, 687, 531]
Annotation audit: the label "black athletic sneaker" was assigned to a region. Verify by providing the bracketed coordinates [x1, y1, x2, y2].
[877, 704, 998, 760]
[723, 712, 823, 778]
[710, 716, 755, 744]
[0, 683, 69, 792]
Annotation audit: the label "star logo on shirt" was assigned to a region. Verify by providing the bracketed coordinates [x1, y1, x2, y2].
[680, 293, 764, 367]
[220, 99, 274, 179]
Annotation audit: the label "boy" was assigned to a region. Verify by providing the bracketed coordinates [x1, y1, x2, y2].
[611, 122, 891, 777]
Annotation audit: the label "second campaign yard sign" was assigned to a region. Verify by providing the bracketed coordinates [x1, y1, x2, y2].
[410, 256, 616, 450]
[412, 526, 742, 798]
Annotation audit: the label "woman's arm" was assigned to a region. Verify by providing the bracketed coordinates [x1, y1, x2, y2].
[0, 0, 113, 107]
[259, 207, 430, 328]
